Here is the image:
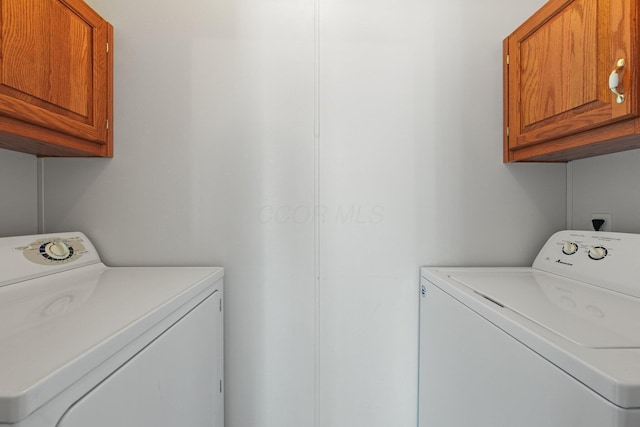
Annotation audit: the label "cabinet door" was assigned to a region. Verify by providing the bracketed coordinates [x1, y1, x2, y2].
[0, 0, 111, 155]
[505, 0, 638, 161]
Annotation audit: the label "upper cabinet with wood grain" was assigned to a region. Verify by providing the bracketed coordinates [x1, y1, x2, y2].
[504, 0, 640, 162]
[0, 0, 113, 157]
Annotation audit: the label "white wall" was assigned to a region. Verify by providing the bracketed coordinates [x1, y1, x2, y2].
[43, 1, 316, 426]
[570, 149, 640, 233]
[0, 150, 38, 236]
[42, 0, 565, 426]
[318, 1, 560, 425]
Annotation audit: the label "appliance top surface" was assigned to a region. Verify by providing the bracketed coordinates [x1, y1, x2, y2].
[447, 270, 640, 348]
[421, 230, 640, 348]
[421, 265, 640, 408]
[419, 230, 640, 409]
[0, 232, 223, 424]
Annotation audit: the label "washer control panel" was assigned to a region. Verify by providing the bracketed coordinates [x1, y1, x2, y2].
[534, 230, 640, 298]
[562, 241, 579, 255]
[560, 239, 610, 261]
[587, 245, 608, 261]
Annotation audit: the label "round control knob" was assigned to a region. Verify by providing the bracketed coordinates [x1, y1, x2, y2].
[45, 241, 71, 260]
[562, 241, 579, 255]
[588, 246, 608, 260]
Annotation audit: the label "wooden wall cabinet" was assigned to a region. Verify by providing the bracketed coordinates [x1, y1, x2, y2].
[504, 0, 640, 162]
[0, 0, 113, 157]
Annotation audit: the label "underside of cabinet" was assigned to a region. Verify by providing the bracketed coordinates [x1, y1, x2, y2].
[506, 118, 640, 162]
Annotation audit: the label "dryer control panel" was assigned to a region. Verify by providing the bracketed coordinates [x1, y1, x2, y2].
[0, 232, 101, 288]
[20, 236, 87, 266]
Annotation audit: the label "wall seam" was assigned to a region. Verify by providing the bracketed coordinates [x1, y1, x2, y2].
[566, 162, 573, 229]
[313, 0, 321, 425]
[37, 158, 45, 233]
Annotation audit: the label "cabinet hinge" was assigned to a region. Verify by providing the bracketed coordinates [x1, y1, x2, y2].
[506, 55, 510, 65]
[106, 42, 109, 54]
[220, 379, 223, 393]
[219, 298, 223, 312]
[506, 127, 510, 137]
[106, 119, 109, 130]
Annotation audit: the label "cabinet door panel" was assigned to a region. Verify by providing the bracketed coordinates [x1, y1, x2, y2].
[520, 0, 598, 128]
[507, 0, 637, 150]
[0, 0, 108, 145]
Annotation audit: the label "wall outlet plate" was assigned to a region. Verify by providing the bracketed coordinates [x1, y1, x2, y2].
[591, 213, 612, 231]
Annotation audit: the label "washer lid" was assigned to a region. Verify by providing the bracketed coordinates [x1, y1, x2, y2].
[449, 271, 640, 349]
[0, 264, 223, 424]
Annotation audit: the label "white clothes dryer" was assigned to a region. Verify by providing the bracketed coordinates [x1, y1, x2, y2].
[419, 230, 640, 427]
[0, 232, 224, 427]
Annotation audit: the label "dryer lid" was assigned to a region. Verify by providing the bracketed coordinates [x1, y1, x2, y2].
[449, 271, 640, 349]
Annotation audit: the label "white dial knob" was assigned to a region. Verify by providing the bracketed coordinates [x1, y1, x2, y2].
[562, 241, 578, 255]
[588, 246, 607, 260]
[45, 241, 71, 260]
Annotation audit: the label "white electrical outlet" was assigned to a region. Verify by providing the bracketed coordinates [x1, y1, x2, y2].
[591, 213, 613, 231]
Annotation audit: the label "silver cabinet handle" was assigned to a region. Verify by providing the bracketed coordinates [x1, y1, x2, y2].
[609, 58, 626, 104]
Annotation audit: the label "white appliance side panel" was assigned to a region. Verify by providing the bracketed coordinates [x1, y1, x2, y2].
[57, 292, 224, 427]
[418, 279, 640, 427]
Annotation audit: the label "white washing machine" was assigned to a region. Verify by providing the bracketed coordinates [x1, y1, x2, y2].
[419, 230, 640, 427]
[0, 232, 224, 427]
